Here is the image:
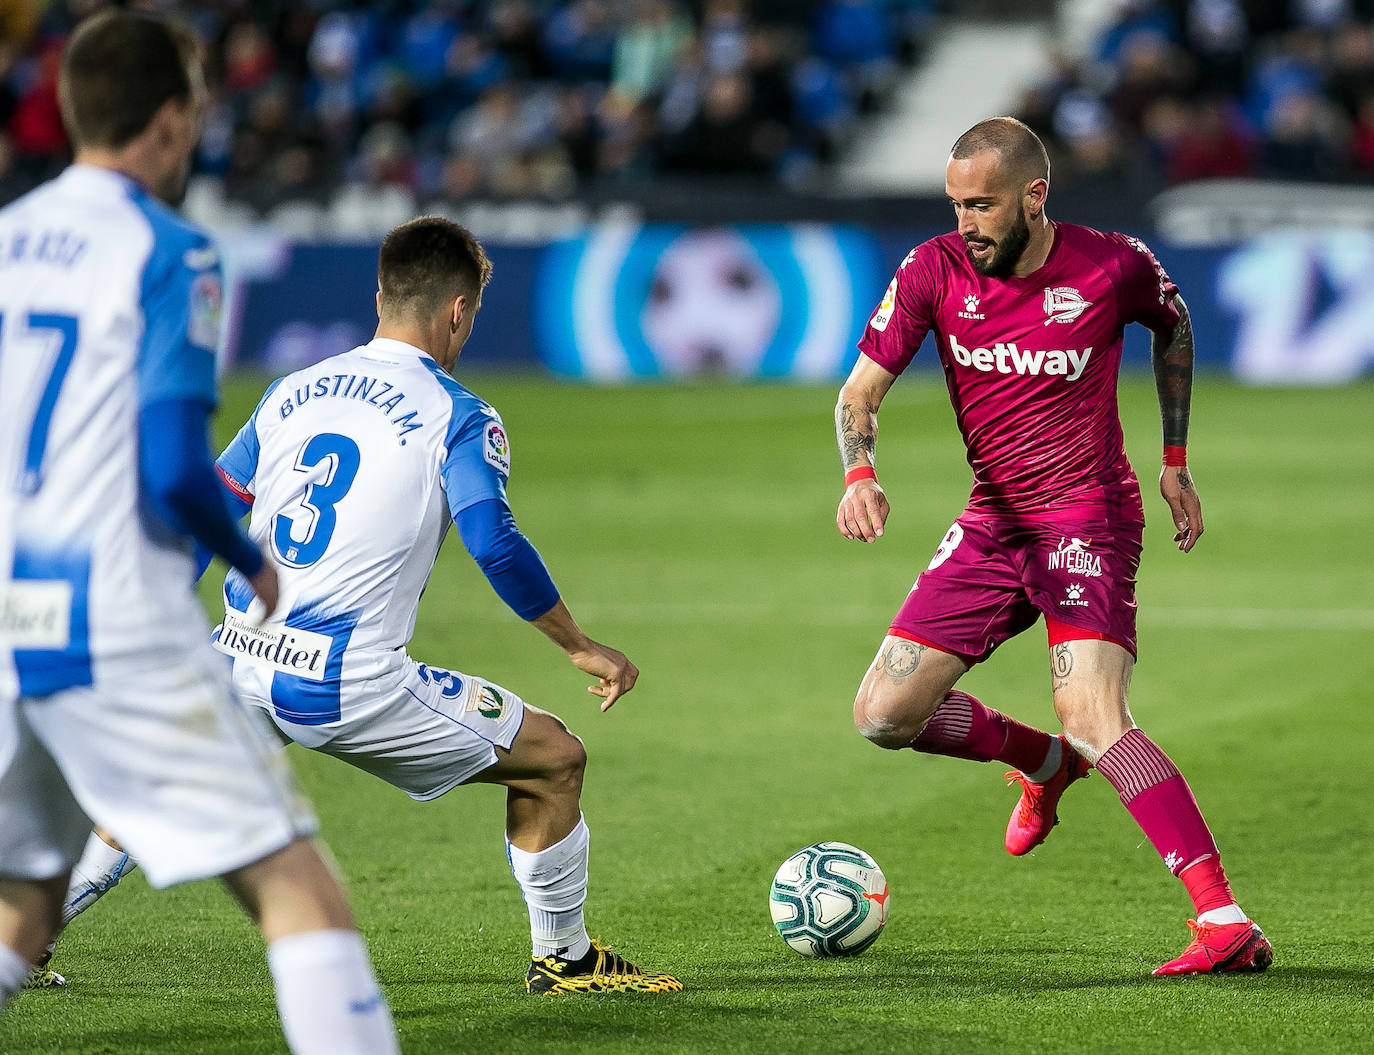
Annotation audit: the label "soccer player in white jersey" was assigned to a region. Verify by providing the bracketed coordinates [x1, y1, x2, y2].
[0, 12, 400, 1052]
[202, 216, 678, 994]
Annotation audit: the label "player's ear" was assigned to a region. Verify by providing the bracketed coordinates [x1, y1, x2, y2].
[1024, 178, 1047, 218]
[449, 295, 465, 335]
[145, 97, 181, 153]
[375, 289, 383, 319]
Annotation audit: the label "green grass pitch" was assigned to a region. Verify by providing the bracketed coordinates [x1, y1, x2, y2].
[5, 376, 1372, 1054]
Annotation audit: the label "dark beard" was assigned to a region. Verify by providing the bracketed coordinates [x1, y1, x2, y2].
[966, 209, 1031, 278]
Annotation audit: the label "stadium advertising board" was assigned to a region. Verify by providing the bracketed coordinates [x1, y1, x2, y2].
[221, 226, 1374, 384]
[532, 224, 883, 380]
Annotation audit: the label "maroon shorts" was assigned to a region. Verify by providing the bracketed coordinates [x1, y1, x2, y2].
[890, 499, 1145, 664]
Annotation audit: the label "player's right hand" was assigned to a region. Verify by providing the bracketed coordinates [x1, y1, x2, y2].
[837, 479, 890, 543]
[247, 554, 280, 622]
[568, 641, 638, 712]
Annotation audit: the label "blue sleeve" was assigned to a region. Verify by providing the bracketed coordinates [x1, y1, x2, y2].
[455, 499, 560, 621]
[137, 229, 222, 409]
[140, 398, 263, 578]
[439, 407, 511, 520]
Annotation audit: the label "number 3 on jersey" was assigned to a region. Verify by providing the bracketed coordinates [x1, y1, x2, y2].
[273, 433, 360, 568]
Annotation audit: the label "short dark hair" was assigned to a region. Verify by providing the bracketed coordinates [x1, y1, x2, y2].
[378, 217, 492, 315]
[950, 117, 1050, 187]
[60, 10, 201, 150]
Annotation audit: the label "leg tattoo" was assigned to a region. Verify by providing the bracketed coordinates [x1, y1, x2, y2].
[880, 640, 926, 679]
[1051, 642, 1073, 694]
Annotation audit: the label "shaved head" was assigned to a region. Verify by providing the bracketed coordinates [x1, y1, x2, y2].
[950, 117, 1049, 188]
[945, 117, 1053, 278]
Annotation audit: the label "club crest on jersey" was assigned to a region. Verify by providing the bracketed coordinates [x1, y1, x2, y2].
[1042, 286, 1091, 325]
[1047, 536, 1102, 578]
[958, 293, 985, 321]
[468, 685, 505, 719]
[484, 421, 511, 474]
[870, 274, 898, 332]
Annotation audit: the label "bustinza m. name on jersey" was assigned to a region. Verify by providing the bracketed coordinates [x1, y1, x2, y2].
[859, 223, 1179, 515]
[213, 339, 512, 724]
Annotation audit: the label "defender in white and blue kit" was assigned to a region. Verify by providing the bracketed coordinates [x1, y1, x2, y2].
[0, 13, 398, 1051]
[210, 217, 681, 995]
[214, 332, 531, 781]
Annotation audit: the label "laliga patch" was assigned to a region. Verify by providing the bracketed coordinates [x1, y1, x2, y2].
[870, 275, 899, 332]
[187, 270, 223, 351]
[483, 421, 511, 475]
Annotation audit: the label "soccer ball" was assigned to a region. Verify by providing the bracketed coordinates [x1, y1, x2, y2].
[769, 842, 889, 957]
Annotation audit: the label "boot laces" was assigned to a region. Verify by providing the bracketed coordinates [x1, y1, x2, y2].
[1004, 770, 1045, 824]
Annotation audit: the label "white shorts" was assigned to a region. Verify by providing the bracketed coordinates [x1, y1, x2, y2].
[0, 644, 317, 889]
[239, 654, 527, 802]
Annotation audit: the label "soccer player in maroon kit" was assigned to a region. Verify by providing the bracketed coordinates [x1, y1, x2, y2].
[835, 117, 1272, 976]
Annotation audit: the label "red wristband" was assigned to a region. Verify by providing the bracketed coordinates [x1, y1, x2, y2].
[845, 466, 878, 487]
[1163, 445, 1188, 467]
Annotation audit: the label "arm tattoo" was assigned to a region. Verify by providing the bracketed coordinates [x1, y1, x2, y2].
[1051, 643, 1073, 693]
[1177, 470, 1193, 492]
[880, 640, 925, 679]
[836, 399, 877, 472]
[1150, 294, 1194, 449]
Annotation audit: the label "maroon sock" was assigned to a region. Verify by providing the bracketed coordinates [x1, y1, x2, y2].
[1180, 856, 1237, 917]
[1094, 729, 1234, 914]
[909, 690, 1055, 773]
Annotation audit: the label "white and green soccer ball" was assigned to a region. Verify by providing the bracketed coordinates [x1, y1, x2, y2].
[769, 842, 889, 957]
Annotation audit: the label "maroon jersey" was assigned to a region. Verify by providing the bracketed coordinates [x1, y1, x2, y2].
[858, 222, 1179, 516]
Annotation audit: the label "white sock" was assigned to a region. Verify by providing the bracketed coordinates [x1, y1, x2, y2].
[266, 929, 398, 1055]
[61, 831, 137, 928]
[0, 942, 30, 1008]
[507, 815, 592, 960]
[1025, 736, 1063, 784]
[1197, 903, 1248, 926]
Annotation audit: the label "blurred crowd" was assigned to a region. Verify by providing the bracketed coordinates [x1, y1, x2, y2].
[8, 0, 1368, 214]
[1020, 0, 1374, 194]
[0, 0, 936, 209]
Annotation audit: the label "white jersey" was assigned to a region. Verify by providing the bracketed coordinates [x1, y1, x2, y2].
[0, 166, 225, 698]
[0, 166, 315, 887]
[213, 338, 514, 725]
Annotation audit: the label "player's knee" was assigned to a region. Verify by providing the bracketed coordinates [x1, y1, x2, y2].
[853, 691, 915, 750]
[545, 728, 586, 798]
[1055, 697, 1129, 762]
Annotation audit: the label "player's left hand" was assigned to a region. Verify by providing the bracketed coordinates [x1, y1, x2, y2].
[1159, 466, 1204, 553]
[568, 639, 639, 712]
